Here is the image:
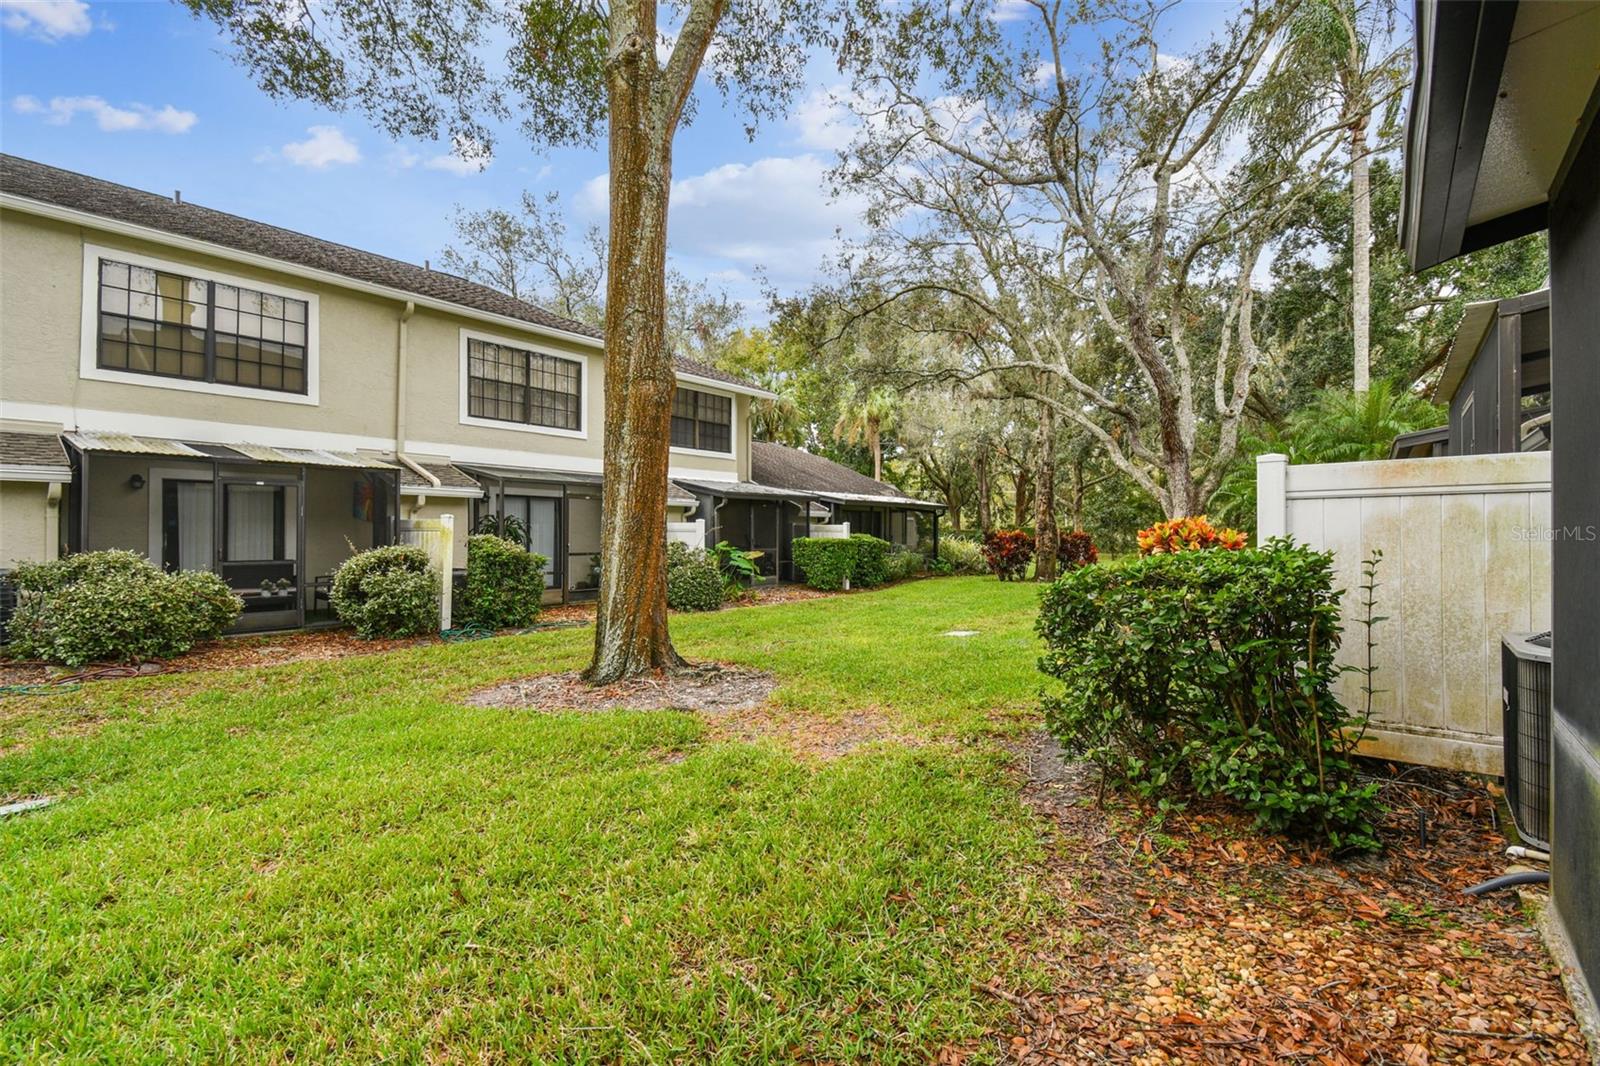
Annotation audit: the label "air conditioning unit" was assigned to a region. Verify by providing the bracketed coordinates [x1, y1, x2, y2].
[1501, 632, 1553, 852]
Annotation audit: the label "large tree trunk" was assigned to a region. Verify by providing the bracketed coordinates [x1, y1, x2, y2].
[1070, 457, 1085, 531]
[1350, 117, 1372, 394]
[586, 11, 684, 683]
[868, 416, 882, 480]
[1032, 401, 1059, 582]
[975, 448, 992, 534]
[1012, 468, 1032, 527]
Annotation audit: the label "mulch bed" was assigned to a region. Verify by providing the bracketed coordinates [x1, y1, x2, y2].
[465, 663, 777, 714]
[0, 603, 599, 692]
[966, 731, 1589, 1064]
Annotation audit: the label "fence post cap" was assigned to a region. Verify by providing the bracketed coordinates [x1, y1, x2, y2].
[1257, 452, 1289, 465]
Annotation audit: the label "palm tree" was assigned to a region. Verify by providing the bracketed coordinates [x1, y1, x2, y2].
[1279, 0, 1408, 393]
[1288, 379, 1444, 463]
[833, 386, 898, 482]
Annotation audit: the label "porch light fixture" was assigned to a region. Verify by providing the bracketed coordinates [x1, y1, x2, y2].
[127, 473, 146, 490]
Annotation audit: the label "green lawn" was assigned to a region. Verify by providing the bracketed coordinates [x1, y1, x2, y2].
[0, 577, 1060, 1064]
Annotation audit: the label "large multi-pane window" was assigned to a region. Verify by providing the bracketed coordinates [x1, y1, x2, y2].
[97, 259, 309, 394]
[466, 337, 582, 431]
[671, 387, 732, 452]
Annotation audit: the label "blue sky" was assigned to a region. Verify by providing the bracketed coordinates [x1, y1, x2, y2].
[0, 1, 886, 321]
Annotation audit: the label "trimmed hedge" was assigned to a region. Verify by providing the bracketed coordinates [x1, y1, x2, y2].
[331, 545, 438, 638]
[666, 542, 725, 611]
[1037, 540, 1382, 850]
[463, 534, 545, 628]
[791, 533, 892, 591]
[4, 550, 242, 666]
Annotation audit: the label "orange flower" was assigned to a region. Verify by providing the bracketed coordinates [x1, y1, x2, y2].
[1136, 515, 1249, 556]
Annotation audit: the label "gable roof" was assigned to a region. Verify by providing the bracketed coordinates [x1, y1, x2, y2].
[750, 441, 934, 506]
[0, 154, 762, 395]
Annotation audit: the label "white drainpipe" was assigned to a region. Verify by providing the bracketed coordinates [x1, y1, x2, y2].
[394, 299, 439, 505]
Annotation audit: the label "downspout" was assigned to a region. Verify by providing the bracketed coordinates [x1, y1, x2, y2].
[394, 300, 439, 503]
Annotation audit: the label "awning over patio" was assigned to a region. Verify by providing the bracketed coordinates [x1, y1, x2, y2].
[456, 462, 604, 488]
[0, 430, 72, 482]
[63, 431, 398, 470]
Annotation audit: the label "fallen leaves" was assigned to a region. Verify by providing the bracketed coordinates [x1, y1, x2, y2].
[989, 731, 1589, 1063]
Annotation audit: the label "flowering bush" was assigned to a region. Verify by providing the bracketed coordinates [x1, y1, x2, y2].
[1059, 529, 1099, 569]
[1136, 515, 1248, 555]
[1038, 541, 1383, 850]
[981, 529, 1035, 581]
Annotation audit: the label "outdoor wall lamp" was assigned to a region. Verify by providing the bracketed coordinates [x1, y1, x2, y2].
[127, 474, 146, 490]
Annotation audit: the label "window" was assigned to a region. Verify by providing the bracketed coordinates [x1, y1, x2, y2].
[96, 259, 309, 394]
[671, 387, 732, 453]
[466, 338, 581, 431]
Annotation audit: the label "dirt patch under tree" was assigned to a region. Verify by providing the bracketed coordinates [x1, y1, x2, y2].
[466, 663, 778, 714]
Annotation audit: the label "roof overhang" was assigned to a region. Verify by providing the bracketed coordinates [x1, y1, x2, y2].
[455, 463, 604, 488]
[1388, 424, 1451, 459]
[675, 371, 777, 401]
[1401, 0, 1600, 270]
[1431, 298, 1499, 403]
[63, 431, 398, 470]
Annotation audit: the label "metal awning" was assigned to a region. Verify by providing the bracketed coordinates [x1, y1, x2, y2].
[817, 490, 945, 511]
[456, 462, 604, 487]
[63, 431, 398, 470]
[674, 479, 816, 502]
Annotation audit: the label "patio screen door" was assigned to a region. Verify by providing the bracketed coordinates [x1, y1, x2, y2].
[219, 473, 303, 631]
[501, 495, 560, 589]
[161, 479, 214, 572]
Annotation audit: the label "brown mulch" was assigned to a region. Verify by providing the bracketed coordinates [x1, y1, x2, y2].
[465, 663, 777, 714]
[967, 731, 1589, 1064]
[0, 604, 599, 691]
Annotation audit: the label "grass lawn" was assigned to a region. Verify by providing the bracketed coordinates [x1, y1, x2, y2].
[0, 577, 1059, 1064]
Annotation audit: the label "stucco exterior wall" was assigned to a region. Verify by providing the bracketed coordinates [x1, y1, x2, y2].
[0, 207, 747, 485]
[0, 481, 58, 565]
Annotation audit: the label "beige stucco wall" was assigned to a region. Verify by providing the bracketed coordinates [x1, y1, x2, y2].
[0, 481, 58, 565]
[1, 207, 750, 484]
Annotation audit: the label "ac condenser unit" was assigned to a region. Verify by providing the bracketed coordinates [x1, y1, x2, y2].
[1501, 632, 1553, 852]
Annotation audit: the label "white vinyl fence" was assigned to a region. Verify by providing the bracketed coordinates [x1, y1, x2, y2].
[399, 513, 455, 630]
[809, 522, 850, 540]
[667, 519, 707, 551]
[1257, 452, 1552, 773]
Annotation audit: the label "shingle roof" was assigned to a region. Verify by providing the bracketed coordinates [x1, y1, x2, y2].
[0, 154, 763, 392]
[0, 430, 71, 471]
[751, 441, 919, 502]
[400, 461, 482, 492]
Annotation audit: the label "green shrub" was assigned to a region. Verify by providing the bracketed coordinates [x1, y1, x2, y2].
[848, 534, 891, 587]
[463, 534, 545, 629]
[884, 547, 924, 582]
[331, 545, 438, 639]
[1036, 540, 1383, 851]
[5, 551, 242, 666]
[791, 537, 856, 591]
[933, 535, 985, 574]
[666, 542, 725, 611]
[982, 529, 1034, 580]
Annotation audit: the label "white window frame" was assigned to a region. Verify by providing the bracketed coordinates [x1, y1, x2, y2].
[79, 242, 321, 406]
[669, 384, 737, 461]
[458, 327, 589, 440]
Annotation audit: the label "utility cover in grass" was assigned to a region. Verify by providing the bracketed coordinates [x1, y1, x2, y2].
[467, 663, 775, 714]
[944, 629, 979, 637]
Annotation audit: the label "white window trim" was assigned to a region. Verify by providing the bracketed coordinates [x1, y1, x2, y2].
[457, 327, 589, 441]
[669, 384, 737, 461]
[79, 243, 321, 407]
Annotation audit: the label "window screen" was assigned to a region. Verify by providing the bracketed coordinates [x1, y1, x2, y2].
[467, 338, 581, 431]
[671, 387, 732, 453]
[97, 259, 308, 394]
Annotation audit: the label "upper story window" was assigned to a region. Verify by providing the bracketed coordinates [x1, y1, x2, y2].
[671, 387, 732, 453]
[96, 259, 309, 395]
[466, 337, 582, 431]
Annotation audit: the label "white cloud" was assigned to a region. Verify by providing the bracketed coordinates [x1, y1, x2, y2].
[420, 134, 490, 175]
[280, 125, 361, 168]
[989, 0, 1033, 24]
[790, 87, 859, 152]
[11, 94, 196, 133]
[582, 154, 868, 291]
[0, 0, 91, 41]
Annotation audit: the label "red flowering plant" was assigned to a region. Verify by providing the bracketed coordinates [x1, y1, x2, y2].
[1059, 529, 1099, 568]
[981, 528, 1035, 581]
[1136, 515, 1248, 556]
